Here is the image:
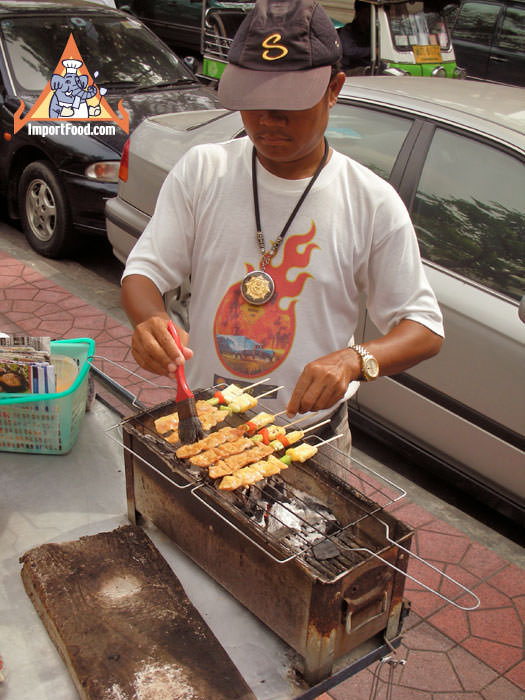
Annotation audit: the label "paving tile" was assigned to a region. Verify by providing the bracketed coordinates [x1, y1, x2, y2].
[448, 644, 499, 691]
[11, 299, 43, 312]
[0, 275, 21, 288]
[389, 503, 435, 529]
[34, 289, 70, 304]
[505, 660, 525, 690]
[403, 621, 456, 652]
[488, 566, 525, 598]
[6, 311, 37, 323]
[405, 590, 448, 619]
[462, 637, 522, 675]
[515, 595, 525, 625]
[413, 529, 471, 565]
[460, 543, 508, 580]
[107, 324, 133, 339]
[36, 320, 75, 335]
[428, 604, 470, 643]
[397, 649, 462, 692]
[33, 277, 60, 289]
[481, 675, 525, 700]
[4, 286, 37, 300]
[68, 303, 104, 316]
[437, 694, 483, 699]
[439, 566, 481, 605]
[60, 295, 90, 310]
[470, 607, 522, 647]
[1, 251, 523, 700]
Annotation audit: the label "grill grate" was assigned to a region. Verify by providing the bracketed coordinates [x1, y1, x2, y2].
[117, 384, 408, 581]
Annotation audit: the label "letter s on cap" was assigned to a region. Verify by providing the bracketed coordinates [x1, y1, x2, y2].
[261, 33, 288, 61]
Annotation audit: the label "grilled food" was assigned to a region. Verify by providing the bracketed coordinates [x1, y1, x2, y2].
[208, 443, 274, 478]
[218, 455, 287, 491]
[285, 443, 318, 463]
[175, 425, 246, 459]
[189, 437, 254, 467]
[154, 400, 222, 435]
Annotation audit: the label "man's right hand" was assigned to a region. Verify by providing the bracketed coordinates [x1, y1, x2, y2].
[131, 315, 192, 378]
[121, 274, 193, 378]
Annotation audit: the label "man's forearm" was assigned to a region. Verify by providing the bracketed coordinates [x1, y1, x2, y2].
[359, 319, 443, 377]
[121, 274, 169, 328]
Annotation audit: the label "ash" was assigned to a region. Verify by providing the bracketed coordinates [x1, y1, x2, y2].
[245, 481, 341, 554]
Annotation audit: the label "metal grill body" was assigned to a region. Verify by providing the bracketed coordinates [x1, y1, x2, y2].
[121, 397, 413, 684]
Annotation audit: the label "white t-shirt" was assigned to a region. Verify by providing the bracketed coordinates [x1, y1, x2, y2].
[123, 136, 443, 419]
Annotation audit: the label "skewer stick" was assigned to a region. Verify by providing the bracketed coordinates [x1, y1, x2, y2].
[316, 433, 343, 446]
[253, 385, 285, 401]
[301, 418, 331, 433]
[242, 378, 269, 392]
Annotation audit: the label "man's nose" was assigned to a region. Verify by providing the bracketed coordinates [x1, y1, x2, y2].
[258, 110, 287, 125]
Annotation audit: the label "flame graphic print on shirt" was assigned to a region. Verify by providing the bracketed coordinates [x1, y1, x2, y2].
[213, 223, 319, 378]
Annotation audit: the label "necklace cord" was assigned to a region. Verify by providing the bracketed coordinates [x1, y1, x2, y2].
[252, 138, 329, 269]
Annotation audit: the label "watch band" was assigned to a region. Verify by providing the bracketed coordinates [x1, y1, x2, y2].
[350, 344, 379, 381]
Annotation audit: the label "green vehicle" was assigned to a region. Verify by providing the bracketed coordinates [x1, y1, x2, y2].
[335, 0, 465, 78]
[200, 0, 465, 80]
[200, 0, 254, 80]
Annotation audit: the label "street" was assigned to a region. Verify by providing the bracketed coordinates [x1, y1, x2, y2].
[1, 212, 524, 700]
[0, 211, 521, 551]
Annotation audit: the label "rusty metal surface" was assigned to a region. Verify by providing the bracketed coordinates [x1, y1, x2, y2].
[121, 402, 413, 684]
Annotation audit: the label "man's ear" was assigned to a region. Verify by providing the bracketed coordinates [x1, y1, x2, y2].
[328, 71, 345, 108]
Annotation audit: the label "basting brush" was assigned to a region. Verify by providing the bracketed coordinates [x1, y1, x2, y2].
[167, 320, 205, 444]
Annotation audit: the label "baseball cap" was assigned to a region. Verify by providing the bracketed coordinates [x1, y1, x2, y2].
[218, 0, 342, 111]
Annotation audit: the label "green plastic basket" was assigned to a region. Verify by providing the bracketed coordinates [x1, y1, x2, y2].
[0, 338, 94, 455]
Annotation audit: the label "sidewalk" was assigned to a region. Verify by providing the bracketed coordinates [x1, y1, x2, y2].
[1, 247, 523, 700]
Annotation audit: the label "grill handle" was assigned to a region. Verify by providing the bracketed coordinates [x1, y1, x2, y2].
[106, 427, 196, 490]
[337, 519, 481, 611]
[190, 483, 299, 565]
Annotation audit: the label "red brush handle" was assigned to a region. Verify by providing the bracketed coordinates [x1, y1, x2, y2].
[167, 320, 194, 402]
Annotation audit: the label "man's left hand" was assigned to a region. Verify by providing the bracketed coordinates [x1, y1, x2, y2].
[286, 348, 360, 415]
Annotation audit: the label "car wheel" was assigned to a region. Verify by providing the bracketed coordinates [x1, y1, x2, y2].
[18, 161, 73, 258]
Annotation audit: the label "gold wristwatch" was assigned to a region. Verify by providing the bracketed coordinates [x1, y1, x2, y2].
[350, 344, 379, 381]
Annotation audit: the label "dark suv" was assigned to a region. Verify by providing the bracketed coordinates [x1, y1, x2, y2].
[116, 0, 253, 54]
[451, 0, 525, 86]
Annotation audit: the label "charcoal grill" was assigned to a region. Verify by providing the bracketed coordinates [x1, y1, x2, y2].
[114, 385, 479, 684]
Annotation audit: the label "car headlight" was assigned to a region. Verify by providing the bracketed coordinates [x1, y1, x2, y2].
[85, 162, 120, 183]
[454, 66, 467, 79]
[431, 66, 447, 78]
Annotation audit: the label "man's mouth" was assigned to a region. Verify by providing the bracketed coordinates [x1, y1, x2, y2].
[256, 133, 291, 144]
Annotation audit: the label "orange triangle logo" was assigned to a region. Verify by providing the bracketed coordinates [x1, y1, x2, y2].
[13, 33, 129, 134]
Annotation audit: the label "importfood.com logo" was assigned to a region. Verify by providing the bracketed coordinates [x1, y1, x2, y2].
[13, 34, 129, 135]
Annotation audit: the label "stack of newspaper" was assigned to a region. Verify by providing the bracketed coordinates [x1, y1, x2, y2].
[0, 335, 56, 395]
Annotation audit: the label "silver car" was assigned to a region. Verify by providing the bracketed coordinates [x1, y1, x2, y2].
[106, 77, 525, 522]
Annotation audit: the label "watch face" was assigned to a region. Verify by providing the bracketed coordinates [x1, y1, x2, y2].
[364, 357, 379, 378]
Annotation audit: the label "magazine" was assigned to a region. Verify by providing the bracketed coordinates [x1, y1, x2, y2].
[0, 335, 56, 394]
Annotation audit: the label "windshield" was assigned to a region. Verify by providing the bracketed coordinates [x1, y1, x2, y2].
[0, 13, 191, 95]
[386, 3, 451, 52]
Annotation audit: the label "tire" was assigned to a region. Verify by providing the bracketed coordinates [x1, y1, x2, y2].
[18, 160, 74, 258]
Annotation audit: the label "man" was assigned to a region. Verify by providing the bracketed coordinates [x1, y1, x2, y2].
[121, 0, 443, 459]
[337, 0, 372, 73]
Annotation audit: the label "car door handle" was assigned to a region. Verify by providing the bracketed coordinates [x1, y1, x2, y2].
[490, 56, 508, 62]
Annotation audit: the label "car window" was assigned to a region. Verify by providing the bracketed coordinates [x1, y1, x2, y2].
[496, 6, 525, 52]
[411, 127, 524, 301]
[453, 2, 501, 43]
[327, 104, 413, 180]
[0, 14, 189, 94]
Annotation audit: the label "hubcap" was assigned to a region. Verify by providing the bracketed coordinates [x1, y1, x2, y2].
[25, 178, 57, 242]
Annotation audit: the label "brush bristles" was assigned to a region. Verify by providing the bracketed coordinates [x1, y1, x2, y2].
[177, 398, 205, 444]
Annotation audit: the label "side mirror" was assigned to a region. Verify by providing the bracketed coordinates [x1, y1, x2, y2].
[184, 56, 198, 74]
